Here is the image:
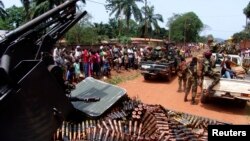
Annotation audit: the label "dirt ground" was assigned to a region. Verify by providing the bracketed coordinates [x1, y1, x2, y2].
[117, 70, 250, 124]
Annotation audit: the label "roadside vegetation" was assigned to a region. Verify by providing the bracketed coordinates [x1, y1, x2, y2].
[104, 70, 141, 85]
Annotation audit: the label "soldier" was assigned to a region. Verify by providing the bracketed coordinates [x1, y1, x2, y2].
[184, 57, 198, 104]
[177, 57, 187, 92]
[197, 55, 204, 92]
[202, 51, 220, 95]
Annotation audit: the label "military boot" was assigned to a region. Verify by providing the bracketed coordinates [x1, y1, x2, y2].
[206, 78, 220, 95]
[183, 83, 186, 92]
[184, 93, 188, 102]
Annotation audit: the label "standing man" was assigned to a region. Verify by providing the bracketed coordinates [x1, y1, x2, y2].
[82, 48, 89, 78]
[177, 57, 187, 92]
[184, 57, 198, 104]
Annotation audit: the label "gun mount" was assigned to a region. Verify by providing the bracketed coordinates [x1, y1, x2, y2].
[0, 0, 87, 141]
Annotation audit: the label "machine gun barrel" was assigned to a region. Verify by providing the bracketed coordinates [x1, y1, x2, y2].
[0, 0, 78, 56]
[0, 0, 87, 74]
[37, 11, 87, 55]
[1, 0, 77, 44]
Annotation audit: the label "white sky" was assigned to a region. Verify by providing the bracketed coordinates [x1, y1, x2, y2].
[2, 0, 250, 39]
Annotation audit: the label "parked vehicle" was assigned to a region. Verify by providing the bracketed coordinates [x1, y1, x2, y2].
[242, 57, 250, 74]
[139, 44, 178, 81]
[140, 60, 176, 81]
[212, 53, 242, 67]
[198, 53, 249, 108]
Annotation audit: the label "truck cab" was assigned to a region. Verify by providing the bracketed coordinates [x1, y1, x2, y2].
[212, 53, 242, 67]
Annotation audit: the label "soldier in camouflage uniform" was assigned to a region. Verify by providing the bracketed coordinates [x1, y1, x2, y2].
[202, 51, 220, 95]
[177, 57, 187, 92]
[184, 57, 198, 104]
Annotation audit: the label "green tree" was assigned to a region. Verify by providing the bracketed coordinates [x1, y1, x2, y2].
[6, 6, 25, 28]
[243, 2, 250, 35]
[108, 18, 119, 37]
[169, 12, 203, 43]
[140, 5, 163, 38]
[106, 0, 143, 32]
[0, 0, 7, 19]
[233, 32, 250, 43]
[66, 23, 98, 45]
[244, 2, 250, 19]
[65, 15, 98, 45]
[20, 0, 30, 19]
[0, 6, 25, 30]
[119, 19, 139, 37]
[151, 27, 168, 39]
[94, 22, 114, 39]
[198, 35, 207, 43]
[118, 35, 131, 45]
[21, 0, 85, 19]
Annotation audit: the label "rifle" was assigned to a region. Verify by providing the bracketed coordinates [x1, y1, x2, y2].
[0, 1, 87, 141]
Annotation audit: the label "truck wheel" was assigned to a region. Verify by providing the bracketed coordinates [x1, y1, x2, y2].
[144, 75, 150, 80]
[235, 99, 247, 108]
[201, 90, 210, 104]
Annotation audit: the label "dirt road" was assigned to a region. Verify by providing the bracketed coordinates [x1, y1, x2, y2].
[118, 72, 250, 124]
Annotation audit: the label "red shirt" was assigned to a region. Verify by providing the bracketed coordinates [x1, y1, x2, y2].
[82, 49, 89, 63]
[92, 54, 98, 63]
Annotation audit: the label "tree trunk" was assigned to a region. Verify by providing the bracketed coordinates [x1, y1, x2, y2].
[126, 19, 129, 35]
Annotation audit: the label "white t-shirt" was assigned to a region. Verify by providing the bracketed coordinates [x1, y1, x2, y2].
[75, 50, 82, 60]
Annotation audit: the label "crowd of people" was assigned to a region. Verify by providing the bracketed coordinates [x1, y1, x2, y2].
[52, 44, 158, 83]
[52, 42, 215, 105]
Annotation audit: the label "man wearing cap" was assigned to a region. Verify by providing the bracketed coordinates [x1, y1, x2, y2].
[202, 51, 220, 95]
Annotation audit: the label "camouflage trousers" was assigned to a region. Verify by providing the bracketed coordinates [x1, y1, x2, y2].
[185, 77, 198, 100]
[178, 72, 187, 91]
[205, 71, 220, 95]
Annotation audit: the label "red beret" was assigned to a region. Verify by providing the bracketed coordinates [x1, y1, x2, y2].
[204, 51, 212, 58]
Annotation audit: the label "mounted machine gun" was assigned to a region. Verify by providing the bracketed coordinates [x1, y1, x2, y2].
[0, 0, 87, 140]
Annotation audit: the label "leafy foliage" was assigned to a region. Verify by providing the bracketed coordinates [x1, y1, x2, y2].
[21, 0, 86, 19]
[105, 0, 143, 32]
[233, 32, 250, 43]
[151, 27, 168, 39]
[118, 35, 132, 45]
[65, 17, 98, 45]
[169, 12, 203, 43]
[140, 5, 163, 38]
[0, 6, 25, 30]
[244, 2, 250, 19]
[0, 0, 7, 20]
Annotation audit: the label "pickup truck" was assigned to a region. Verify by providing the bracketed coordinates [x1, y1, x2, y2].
[139, 45, 178, 81]
[201, 77, 250, 108]
[140, 60, 176, 81]
[200, 54, 250, 108]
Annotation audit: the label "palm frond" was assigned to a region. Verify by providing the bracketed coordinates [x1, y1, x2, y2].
[32, 1, 50, 18]
[153, 14, 163, 22]
[0, 1, 4, 8]
[131, 4, 142, 21]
